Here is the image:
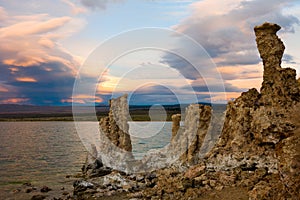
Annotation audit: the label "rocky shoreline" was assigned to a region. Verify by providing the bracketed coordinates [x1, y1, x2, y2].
[14, 22, 300, 200]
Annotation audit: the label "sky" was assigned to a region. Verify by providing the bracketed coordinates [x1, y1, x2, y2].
[0, 0, 300, 105]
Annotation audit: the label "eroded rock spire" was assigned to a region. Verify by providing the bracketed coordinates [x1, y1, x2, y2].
[254, 22, 300, 106]
[100, 94, 132, 152]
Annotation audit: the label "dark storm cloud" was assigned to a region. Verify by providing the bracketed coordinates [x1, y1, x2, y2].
[0, 62, 77, 105]
[161, 51, 217, 80]
[128, 84, 183, 105]
[161, 53, 201, 80]
[283, 54, 297, 64]
[216, 51, 261, 66]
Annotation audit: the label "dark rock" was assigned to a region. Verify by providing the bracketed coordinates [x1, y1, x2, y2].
[12, 188, 21, 193]
[145, 173, 157, 181]
[25, 188, 33, 193]
[94, 158, 104, 169]
[73, 180, 94, 194]
[40, 186, 52, 193]
[89, 166, 112, 178]
[23, 182, 32, 187]
[136, 175, 144, 182]
[31, 195, 47, 200]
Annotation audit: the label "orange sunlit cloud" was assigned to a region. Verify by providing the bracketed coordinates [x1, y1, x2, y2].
[0, 98, 29, 104]
[0, 16, 72, 37]
[8, 67, 19, 74]
[204, 92, 242, 102]
[61, 99, 85, 104]
[62, 0, 87, 15]
[16, 77, 37, 82]
[0, 12, 82, 73]
[3, 58, 43, 67]
[97, 76, 121, 94]
[61, 95, 103, 104]
[227, 78, 262, 90]
[0, 86, 8, 92]
[218, 64, 263, 79]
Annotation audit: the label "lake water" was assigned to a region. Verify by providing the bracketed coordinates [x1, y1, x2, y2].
[0, 121, 172, 199]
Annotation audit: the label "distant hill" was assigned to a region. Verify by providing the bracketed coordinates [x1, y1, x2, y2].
[0, 103, 226, 121]
[0, 104, 70, 114]
[0, 104, 109, 121]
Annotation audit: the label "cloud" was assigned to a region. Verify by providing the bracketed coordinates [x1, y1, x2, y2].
[160, 51, 217, 80]
[217, 65, 262, 81]
[62, 0, 87, 14]
[0, 6, 7, 21]
[0, 85, 8, 92]
[61, 94, 104, 104]
[164, 0, 299, 76]
[283, 54, 297, 64]
[131, 84, 176, 95]
[15, 77, 37, 83]
[80, 0, 124, 10]
[0, 62, 78, 105]
[0, 1, 111, 105]
[79, 0, 196, 11]
[0, 98, 30, 104]
[216, 51, 261, 66]
[0, 12, 83, 70]
[181, 79, 245, 93]
[125, 83, 215, 105]
[0, 4, 89, 105]
[0, 16, 72, 37]
[0, 0, 86, 17]
[159, 0, 300, 103]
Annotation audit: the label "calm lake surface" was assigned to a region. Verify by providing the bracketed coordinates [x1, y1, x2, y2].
[0, 121, 171, 199]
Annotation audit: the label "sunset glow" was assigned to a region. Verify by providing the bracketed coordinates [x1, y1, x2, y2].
[0, 98, 29, 104]
[15, 77, 37, 83]
[0, 0, 299, 105]
[62, 94, 103, 104]
[0, 86, 8, 92]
